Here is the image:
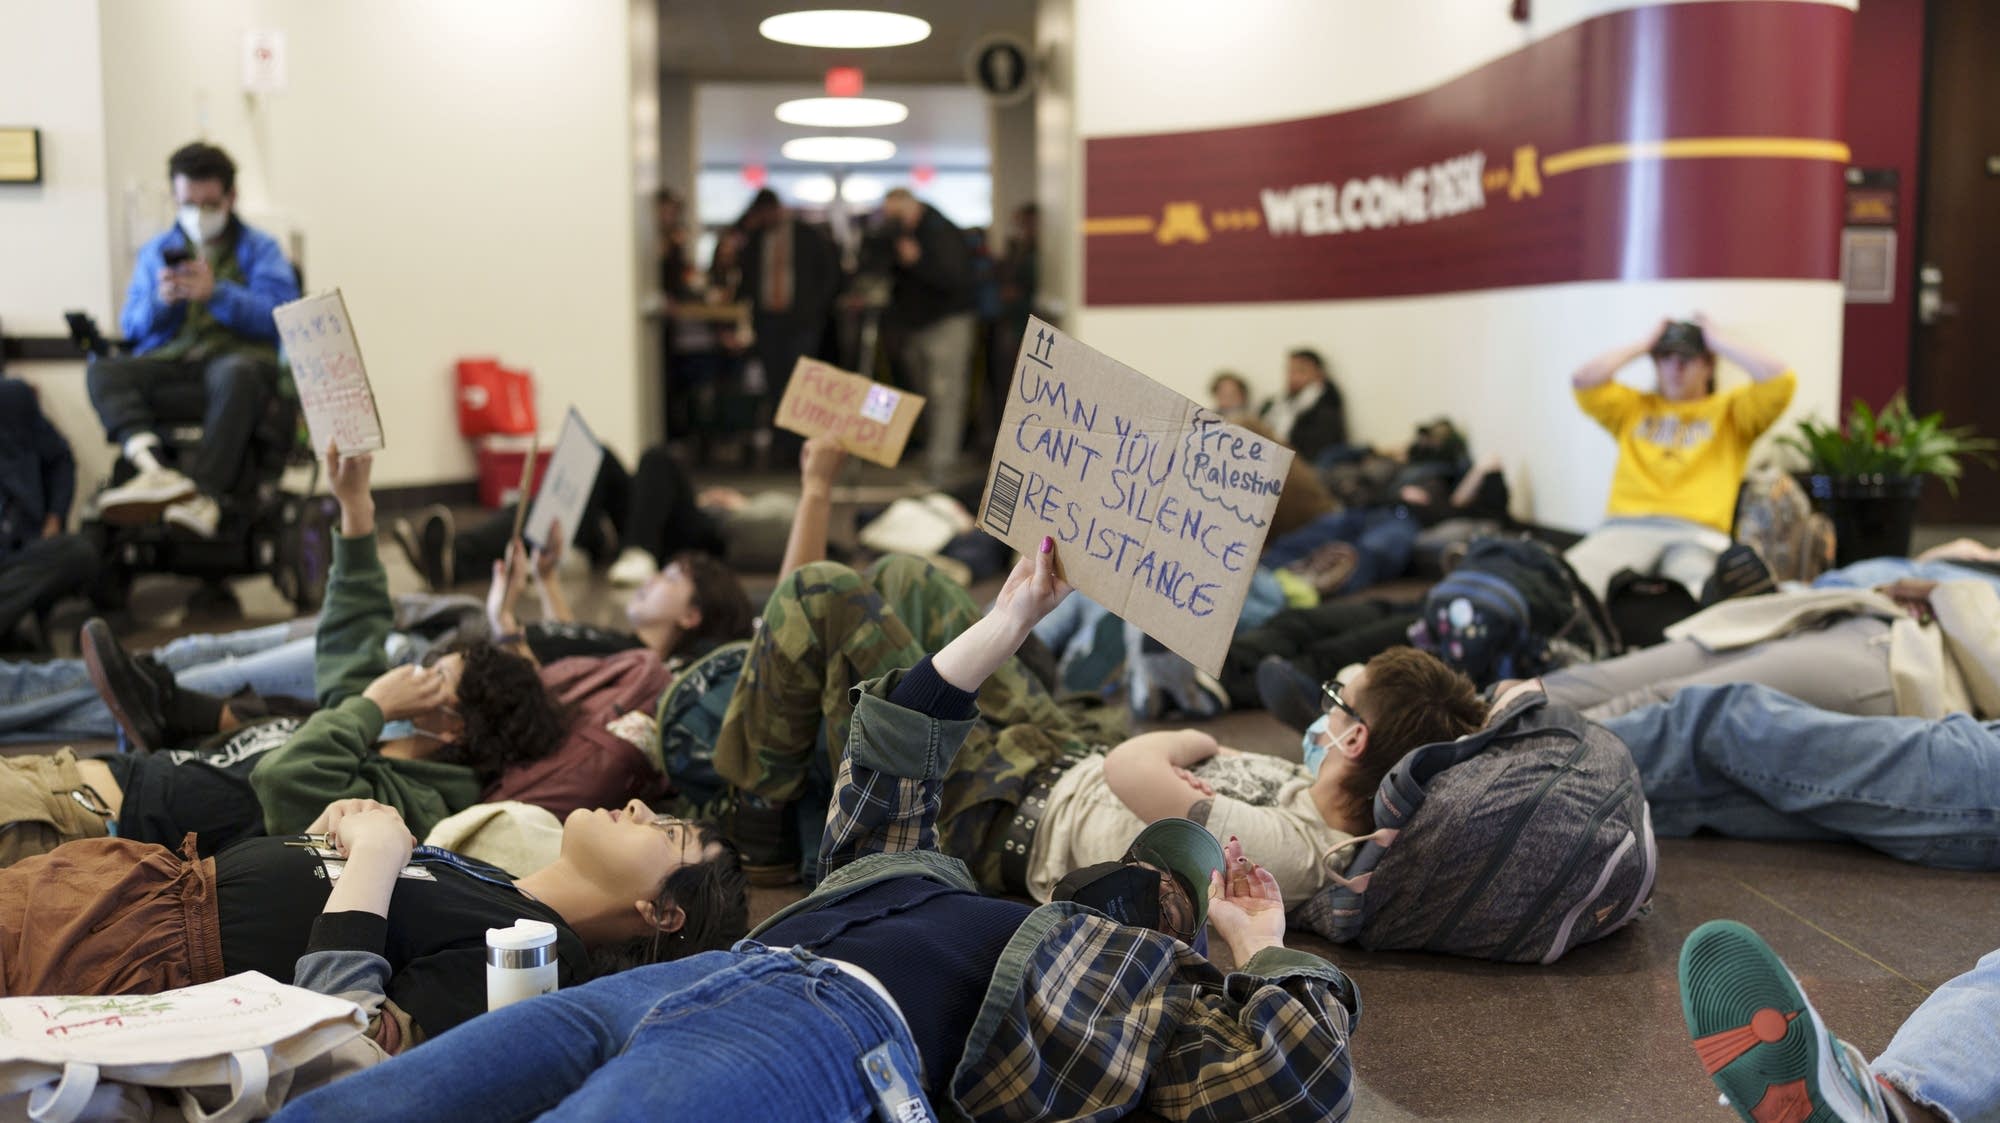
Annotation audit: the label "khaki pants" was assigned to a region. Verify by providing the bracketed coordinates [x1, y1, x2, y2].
[0, 748, 111, 867]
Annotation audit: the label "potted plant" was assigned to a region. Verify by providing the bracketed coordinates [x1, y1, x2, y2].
[1777, 392, 1996, 566]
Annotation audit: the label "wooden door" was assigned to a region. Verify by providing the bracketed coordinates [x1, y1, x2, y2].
[1912, 0, 2000, 522]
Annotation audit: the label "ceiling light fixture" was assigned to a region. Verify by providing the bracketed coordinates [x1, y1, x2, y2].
[776, 96, 909, 128]
[758, 10, 931, 49]
[781, 135, 897, 163]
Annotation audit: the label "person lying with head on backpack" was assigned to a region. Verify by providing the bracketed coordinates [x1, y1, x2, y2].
[273, 541, 1360, 1122]
[1565, 314, 1796, 603]
[1011, 647, 1488, 908]
[0, 442, 572, 865]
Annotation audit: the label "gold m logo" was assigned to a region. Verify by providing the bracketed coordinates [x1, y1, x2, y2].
[1155, 201, 1210, 245]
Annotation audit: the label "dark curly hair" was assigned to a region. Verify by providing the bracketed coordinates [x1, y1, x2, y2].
[168, 142, 236, 193]
[588, 823, 749, 977]
[669, 551, 756, 660]
[429, 641, 568, 780]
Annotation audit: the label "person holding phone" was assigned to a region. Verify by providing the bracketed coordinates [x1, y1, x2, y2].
[87, 142, 300, 538]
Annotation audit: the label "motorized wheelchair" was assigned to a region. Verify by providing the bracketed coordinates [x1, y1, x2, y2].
[66, 311, 334, 613]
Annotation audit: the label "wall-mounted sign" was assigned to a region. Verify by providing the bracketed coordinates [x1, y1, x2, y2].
[1083, 2, 1851, 305]
[1843, 166, 1898, 226]
[0, 128, 42, 185]
[967, 33, 1034, 107]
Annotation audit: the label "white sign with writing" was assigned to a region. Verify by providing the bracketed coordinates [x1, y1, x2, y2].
[273, 289, 385, 454]
[978, 317, 1293, 675]
[523, 408, 605, 555]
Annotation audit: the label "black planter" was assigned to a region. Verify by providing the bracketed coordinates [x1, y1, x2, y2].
[1801, 473, 1923, 567]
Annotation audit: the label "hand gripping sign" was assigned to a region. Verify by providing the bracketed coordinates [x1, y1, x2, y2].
[979, 317, 1293, 675]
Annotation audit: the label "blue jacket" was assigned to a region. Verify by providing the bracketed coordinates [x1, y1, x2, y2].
[119, 219, 299, 355]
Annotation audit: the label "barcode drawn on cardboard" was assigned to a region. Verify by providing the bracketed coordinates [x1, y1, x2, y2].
[985, 462, 1024, 536]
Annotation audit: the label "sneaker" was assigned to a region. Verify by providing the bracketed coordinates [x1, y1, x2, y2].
[1059, 608, 1128, 697]
[1125, 630, 1227, 722]
[1291, 541, 1361, 598]
[1256, 655, 1322, 734]
[80, 617, 171, 752]
[1679, 920, 1891, 1123]
[97, 467, 196, 525]
[607, 546, 659, 587]
[392, 505, 456, 591]
[163, 493, 221, 539]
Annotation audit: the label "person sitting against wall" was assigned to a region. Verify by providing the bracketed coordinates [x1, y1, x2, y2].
[270, 544, 1359, 1121]
[0, 441, 570, 866]
[1564, 315, 1795, 601]
[0, 380, 99, 651]
[88, 142, 301, 539]
[1261, 347, 1351, 466]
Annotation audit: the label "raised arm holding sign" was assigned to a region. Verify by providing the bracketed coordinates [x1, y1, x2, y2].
[523, 408, 605, 557]
[978, 317, 1292, 674]
[272, 289, 385, 454]
[773, 357, 926, 468]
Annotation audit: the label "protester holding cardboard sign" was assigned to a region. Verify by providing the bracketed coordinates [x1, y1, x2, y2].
[978, 317, 1295, 676]
[774, 357, 927, 467]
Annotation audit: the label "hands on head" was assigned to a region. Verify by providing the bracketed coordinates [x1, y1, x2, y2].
[363, 663, 453, 722]
[1206, 835, 1287, 960]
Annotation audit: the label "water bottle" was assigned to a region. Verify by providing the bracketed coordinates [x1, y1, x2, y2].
[486, 918, 558, 1011]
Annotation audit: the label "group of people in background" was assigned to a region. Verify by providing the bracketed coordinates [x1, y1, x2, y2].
[654, 180, 1041, 481]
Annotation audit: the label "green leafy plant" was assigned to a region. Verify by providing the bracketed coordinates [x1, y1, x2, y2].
[1778, 392, 1997, 495]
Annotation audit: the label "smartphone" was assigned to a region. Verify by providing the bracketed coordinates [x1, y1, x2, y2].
[161, 243, 194, 268]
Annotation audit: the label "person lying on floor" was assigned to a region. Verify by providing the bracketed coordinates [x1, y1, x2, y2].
[1022, 648, 1490, 909]
[1596, 680, 2000, 870]
[1540, 573, 2000, 721]
[0, 790, 747, 1058]
[0, 443, 568, 864]
[273, 541, 1360, 1122]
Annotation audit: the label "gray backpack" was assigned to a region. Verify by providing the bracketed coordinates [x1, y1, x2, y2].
[1292, 693, 1656, 963]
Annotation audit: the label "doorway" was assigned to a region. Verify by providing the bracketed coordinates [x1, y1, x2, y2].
[1912, 0, 2000, 522]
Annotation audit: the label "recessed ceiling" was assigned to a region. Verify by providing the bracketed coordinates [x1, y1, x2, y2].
[698, 81, 990, 170]
[662, 0, 1035, 83]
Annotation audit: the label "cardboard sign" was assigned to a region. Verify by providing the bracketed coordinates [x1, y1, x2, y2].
[774, 358, 926, 468]
[273, 290, 385, 454]
[523, 408, 605, 555]
[978, 317, 1293, 675]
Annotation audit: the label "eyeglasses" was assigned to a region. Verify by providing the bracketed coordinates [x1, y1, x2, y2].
[1321, 679, 1364, 726]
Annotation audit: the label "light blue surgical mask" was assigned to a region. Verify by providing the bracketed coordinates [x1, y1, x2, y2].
[1301, 715, 1332, 776]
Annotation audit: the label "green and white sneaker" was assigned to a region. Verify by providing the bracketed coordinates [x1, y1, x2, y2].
[1679, 920, 1892, 1123]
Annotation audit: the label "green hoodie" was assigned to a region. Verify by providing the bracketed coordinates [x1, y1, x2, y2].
[250, 534, 484, 836]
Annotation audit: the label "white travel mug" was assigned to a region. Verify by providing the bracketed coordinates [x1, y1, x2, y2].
[486, 918, 559, 1011]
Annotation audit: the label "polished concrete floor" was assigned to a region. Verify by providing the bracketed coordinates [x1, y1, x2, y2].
[20, 494, 1999, 1123]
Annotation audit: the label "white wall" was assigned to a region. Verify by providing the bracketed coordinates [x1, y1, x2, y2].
[89, 0, 645, 486]
[1062, 0, 1853, 531]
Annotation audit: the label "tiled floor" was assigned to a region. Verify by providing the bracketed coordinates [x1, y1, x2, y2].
[20, 498, 2000, 1122]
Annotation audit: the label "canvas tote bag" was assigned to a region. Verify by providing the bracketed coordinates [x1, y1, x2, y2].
[0, 972, 366, 1123]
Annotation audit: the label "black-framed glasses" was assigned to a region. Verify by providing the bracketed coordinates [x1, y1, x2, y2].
[1321, 679, 1364, 726]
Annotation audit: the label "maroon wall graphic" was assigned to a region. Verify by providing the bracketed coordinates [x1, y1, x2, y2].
[1083, 2, 1852, 306]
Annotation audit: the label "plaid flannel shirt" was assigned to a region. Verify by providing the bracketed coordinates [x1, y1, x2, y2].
[750, 669, 1360, 1122]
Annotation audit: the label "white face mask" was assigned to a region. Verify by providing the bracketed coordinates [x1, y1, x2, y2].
[178, 204, 228, 244]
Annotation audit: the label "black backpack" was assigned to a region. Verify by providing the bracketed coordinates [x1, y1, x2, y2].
[1408, 535, 1618, 685]
[1291, 693, 1657, 963]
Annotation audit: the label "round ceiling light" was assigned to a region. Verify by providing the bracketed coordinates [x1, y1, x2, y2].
[781, 135, 898, 163]
[776, 96, 909, 128]
[759, 10, 931, 49]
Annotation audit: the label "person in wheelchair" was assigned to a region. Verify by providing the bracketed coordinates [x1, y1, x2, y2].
[88, 141, 300, 539]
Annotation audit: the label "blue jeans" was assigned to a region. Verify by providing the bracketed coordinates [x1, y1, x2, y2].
[1261, 507, 1419, 594]
[273, 944, 932, 1123]
[0, 623, 313, 744]
[1602, 683, 2000, 869]
[1815, 556, 2000, 593]
[1875, 946, 2000, 1122]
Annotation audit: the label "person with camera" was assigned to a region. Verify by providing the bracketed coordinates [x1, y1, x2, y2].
[87, 141, 301, 539]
